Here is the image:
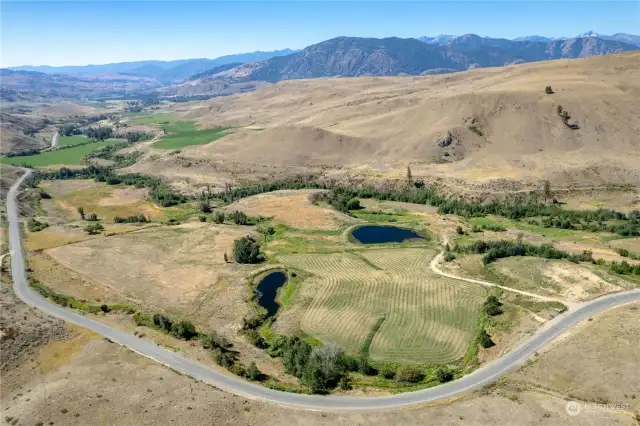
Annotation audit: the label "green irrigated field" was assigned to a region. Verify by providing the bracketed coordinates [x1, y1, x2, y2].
[0, 139, 122, 167]
[57, 135, 89, 148]
[153, 127, 231, 149]
[279, 248, 486, 364]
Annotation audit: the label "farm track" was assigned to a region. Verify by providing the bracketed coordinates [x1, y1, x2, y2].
[431, 237, 580, 310]
[7, 168, 640, 410]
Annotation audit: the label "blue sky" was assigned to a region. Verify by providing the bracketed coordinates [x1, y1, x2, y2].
[1, 1, 638, 67]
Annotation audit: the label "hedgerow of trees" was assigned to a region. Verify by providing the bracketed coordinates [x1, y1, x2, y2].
[455, 238, 640, 276]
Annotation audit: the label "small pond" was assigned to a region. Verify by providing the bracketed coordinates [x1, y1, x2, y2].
[350, 225, 425, 244]
[255, 270, 287, 318]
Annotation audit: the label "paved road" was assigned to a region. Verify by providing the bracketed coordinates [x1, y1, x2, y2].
[7, 168, 640, 410]
[50, 132, 59, 149]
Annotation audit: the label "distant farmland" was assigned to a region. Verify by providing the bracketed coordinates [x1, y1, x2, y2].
[153, 127, 231, 149]
[57, 135, 89, 148]
[279, 248, 486, 364]
[0, 139, 122, 167]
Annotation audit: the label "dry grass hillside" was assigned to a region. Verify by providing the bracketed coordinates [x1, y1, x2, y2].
[132, 52, 640, 191]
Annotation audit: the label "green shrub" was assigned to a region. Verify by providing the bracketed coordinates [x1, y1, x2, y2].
[339, 375, 353, 390]
[230, 210, 248, 225]
[213, 211, 225, 224]
[246, 361, 263, 381]
[172, 321, 197, 340]
[347, 198, 361, 210]
[27, 218, 49, 232]
[152, 314, 172, 332]
[133, 311, 152, 327]
[483, 295, 503, 316]
[229, 363, 246, 377]
[435, 366, 454, 383]
[212, 348, 235, 368]
[396, 365, 425, 383]
[478, 329, 495, 348]
[84, 222, 104, 235]
[380, 364, 396, 379]
[444, 252, 456, 262]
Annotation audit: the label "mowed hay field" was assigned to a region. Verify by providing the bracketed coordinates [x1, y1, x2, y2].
[279, 248, 486, 364]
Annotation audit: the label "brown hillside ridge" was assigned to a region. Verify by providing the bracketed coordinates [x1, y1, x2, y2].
[129, 52, 640, 194]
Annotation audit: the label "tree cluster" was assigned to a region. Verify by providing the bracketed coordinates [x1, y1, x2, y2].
[272, 337, 348, 393]
[483, 295, 503, 316]
[454, 238, 594, 265]
[233, 236, 263, 264]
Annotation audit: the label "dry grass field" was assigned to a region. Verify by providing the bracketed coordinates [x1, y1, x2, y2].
[39, 223, 260, 325]
[609, 237, 640, 254]
[279, 248, 486, 363]
[490, 257, 624, 302]
[127, 52, 640, 193]
[225, 189, 357, 230]
[442, 253, 637, 304]
[513, 302, 640, 412]
[39, 179, 165, 222]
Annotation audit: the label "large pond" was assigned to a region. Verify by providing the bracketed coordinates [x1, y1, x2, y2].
[255, 270, 287, 318]
[350, 225, 425, 244]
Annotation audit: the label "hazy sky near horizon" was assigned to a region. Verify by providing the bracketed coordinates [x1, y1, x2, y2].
[1, 1, 638, 67]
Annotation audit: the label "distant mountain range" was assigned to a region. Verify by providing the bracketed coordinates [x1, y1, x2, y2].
[195, 35, 637, 85]
[419, 31, 640, 47]
[2, 32, 638, 101]
[7, 49, 299, 84]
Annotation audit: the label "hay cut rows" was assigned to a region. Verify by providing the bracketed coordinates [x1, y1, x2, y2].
[279, 248, 486, 364]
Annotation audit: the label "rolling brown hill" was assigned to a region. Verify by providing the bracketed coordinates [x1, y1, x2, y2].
[130, 52, 640, 192]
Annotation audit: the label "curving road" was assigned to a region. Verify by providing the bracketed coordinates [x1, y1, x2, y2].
[6, 168, 640, 411]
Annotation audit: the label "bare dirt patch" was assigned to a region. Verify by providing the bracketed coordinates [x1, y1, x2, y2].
[491, 257, 623, 303]
[0, 277, 71, 375]
[543, 262, 622, 301]
[226, 189, 356, 230]
[98, 187, 149, 206]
